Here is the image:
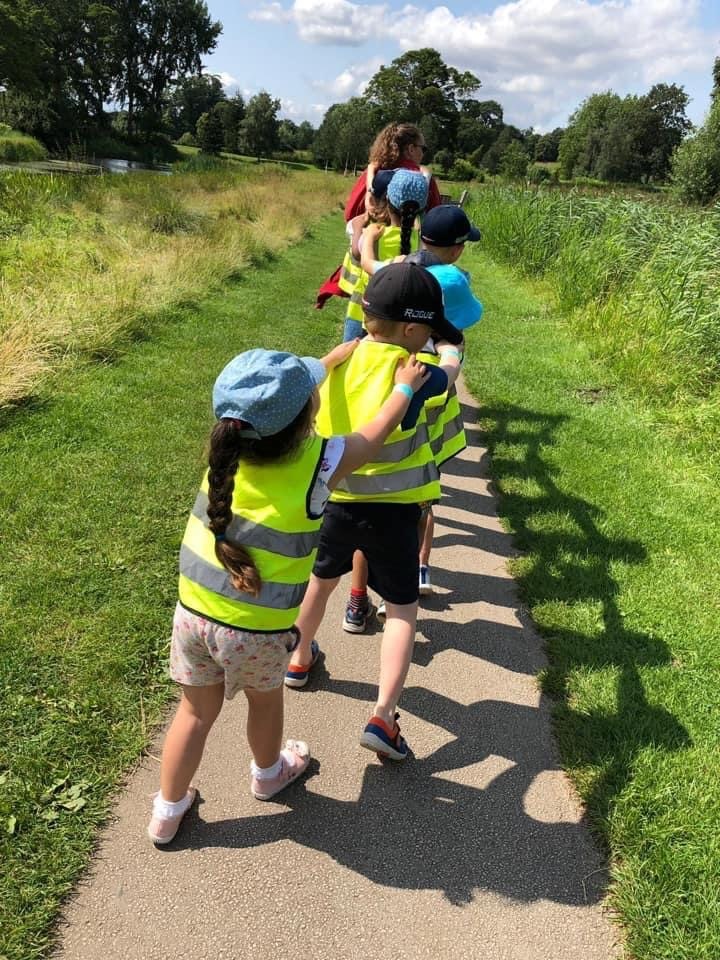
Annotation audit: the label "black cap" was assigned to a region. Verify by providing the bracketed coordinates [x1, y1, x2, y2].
[362, 262, 464, 345]
[420, 205, 482, 246]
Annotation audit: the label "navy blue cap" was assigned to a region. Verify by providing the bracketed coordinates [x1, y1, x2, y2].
[212, 349, 325, 437]
[421, 205, 481, 246]
[370, 169, 395, 198]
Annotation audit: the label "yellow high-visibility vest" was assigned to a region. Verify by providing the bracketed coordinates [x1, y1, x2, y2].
[344, 226, 420, 326]
[417, 350, 467, 467]
[317, 339, 440, 504]
[178, 434, 326, 631]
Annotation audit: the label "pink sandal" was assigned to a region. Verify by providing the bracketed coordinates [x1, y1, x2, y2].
[147, 787, 197, 844]
[251, 740, 310, 800]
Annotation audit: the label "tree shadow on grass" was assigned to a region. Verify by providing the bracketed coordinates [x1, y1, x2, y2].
[471, 402, 691, 847]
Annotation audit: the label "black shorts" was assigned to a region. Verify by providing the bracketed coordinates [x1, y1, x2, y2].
[313, 501, 421, 605]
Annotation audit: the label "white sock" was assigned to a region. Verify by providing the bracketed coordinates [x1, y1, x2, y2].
[251, 757, 283, 780]
[153, 790, 192, 819]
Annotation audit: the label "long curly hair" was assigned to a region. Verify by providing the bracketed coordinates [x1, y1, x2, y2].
[368, 123, 423, 169]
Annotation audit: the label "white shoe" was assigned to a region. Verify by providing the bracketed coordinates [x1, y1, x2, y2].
[376, 599, 386, 621]
[419, 566, 434, 596]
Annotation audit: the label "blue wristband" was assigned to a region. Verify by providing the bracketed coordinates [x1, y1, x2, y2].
[393, 383, 414, 400]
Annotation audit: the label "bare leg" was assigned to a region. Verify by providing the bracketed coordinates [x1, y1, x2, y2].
[244, 686, 285, 767]
[374, 600, 418, 726]
[160, 683, 224, 802]
[418, 509, 434, 567]
[292, 573, 340, 665]
[350, 550, 369, 591]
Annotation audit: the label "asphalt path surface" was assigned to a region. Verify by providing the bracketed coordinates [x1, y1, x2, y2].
[55, 380, 621, 960]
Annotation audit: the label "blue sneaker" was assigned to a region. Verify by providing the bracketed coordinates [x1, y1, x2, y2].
[360, 713, 409, 761]
[342, 597, 375, 634]
[284, 640, 320, 689]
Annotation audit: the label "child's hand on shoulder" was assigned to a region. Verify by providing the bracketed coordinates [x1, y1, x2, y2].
[362, 222, 384, 241]
[322, 338, 361, 370]
[395, 354, 430, 393]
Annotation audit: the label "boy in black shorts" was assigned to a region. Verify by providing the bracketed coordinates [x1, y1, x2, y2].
[285, 263, 462, 759]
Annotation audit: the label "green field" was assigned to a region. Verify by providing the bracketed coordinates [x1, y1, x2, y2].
[1, 172, 719, 959]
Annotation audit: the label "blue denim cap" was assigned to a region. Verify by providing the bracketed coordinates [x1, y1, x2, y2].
[421, 205, 481, 246]
[212, 348, 326, 437]
[387, 169, 429, 211]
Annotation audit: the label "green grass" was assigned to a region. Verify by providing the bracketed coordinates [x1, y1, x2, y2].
[0, 217, 349, 959]
[0, 129, 47, 163]
[460, 245, 720, 960]
[3, 200, 720, 960]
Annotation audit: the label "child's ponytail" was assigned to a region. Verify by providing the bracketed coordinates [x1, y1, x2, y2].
[204, 398, 315, 597]
[399, 201, 420, 255]
[206, 419, 262, 596]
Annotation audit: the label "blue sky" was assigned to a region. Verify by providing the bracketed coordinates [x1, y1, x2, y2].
[203, 0, 720, 132]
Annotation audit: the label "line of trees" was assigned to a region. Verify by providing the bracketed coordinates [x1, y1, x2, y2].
[2, 8, 719, 203]
[0, 0, 221, 150]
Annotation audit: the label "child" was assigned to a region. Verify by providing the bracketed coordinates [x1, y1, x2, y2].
[285, 263, 463, 761]
[361, 203, 483, 598]
[340, 168, 428, 343]
[147, 342, 430, 843]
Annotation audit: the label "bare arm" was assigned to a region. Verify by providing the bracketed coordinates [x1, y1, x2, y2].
[329, 356, 430, 486]
[359, 222, 385, 276]
[434, 339, 465, 390]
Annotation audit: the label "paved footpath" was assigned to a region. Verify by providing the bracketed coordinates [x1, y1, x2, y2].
[55, 380, 621, 960]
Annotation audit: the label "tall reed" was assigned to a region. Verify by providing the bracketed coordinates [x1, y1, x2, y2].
[467, 186, 720, 400]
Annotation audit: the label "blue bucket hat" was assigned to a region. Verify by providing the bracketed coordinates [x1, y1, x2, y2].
[387, 169, 429, 211]
[212, 348, 326, 438]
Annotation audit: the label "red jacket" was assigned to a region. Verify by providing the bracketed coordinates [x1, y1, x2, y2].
[344, 159, 441, 221]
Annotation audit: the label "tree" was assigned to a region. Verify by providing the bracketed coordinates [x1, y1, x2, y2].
[277, 118, 298, 153]
[214, 94, 244, 152]
[0, 1, 45, 90]
[113, 0, 222, 136]
[499, 140, 529, 181]
[480, 125, 524, 174]
[240, 91, 280, 158]
[312, 98, 377, 171]
[164, 73, 225, 140]
[295, 120, 315, 151]
[196, 107, 224, 154]
[672, 96, 720, 203]
[363, 47, 480, 140]
[534, 128, 563, 162]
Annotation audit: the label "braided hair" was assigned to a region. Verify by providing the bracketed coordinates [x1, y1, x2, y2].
[205, 399, 314, 595]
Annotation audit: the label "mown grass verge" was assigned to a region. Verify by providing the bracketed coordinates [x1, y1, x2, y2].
[460, 244, 720, 960]
[0, 160, 347, 407]
[0, 205, 350, 959]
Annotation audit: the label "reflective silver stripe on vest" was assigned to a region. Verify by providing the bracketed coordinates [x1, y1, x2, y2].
[192, 493, 319, 558]
[338, 460, 438, 496]
[371, 420, 430, 463]
[341, 262, 360, 284]
[425, 404, 443, 426]
[432, 410, 464, 454]
[180, 545, 308, 609]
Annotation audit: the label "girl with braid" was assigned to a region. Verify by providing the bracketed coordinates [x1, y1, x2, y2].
[341, 169, 429, 342]
[148, 343, 430, 843]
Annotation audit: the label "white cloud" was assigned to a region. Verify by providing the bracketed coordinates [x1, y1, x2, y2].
[216, 71, 239, 89]
[251, 0, 720, 128]
[251, 0, 387, 44]
[313, 56, 384, 97]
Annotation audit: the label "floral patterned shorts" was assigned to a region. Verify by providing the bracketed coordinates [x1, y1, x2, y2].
[169, 603, 300, 699]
